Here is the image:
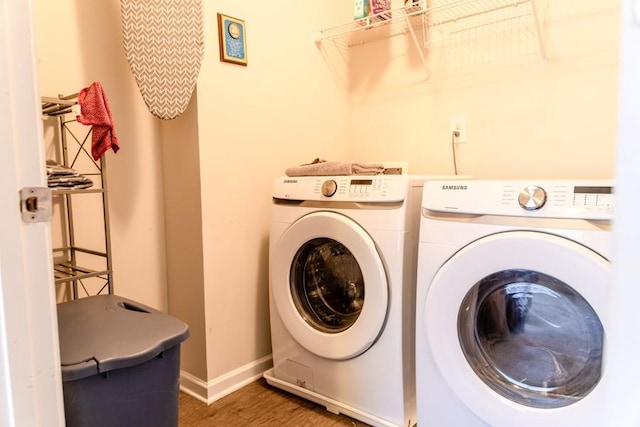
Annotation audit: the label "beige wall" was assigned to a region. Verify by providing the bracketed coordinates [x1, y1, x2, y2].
[35, 1, 168, 310]
[347, 1, 619, 179]
[160, 93, 208, 382]
[190, 1, 351, 385]
[34, 0, 620, 401]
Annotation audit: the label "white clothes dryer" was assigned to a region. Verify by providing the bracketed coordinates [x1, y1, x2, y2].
[264, 174, 464, 427]
[415, 180, 614, 427]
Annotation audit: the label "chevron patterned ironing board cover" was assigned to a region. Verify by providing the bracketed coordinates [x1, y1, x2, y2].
[121, 0, 204, 120]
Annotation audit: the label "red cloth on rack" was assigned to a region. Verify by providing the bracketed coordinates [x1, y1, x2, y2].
[76, 82, 120, 161]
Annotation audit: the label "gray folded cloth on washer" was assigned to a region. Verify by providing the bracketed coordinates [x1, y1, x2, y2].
[285, 158, 385, 177]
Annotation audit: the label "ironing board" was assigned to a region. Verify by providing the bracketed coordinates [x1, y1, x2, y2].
[121, 0, 204, 120]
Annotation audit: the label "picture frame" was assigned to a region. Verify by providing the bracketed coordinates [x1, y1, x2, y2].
[217, 13, 247, 66]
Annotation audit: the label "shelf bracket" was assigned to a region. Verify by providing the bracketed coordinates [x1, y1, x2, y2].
[404, 11, 431, 81]
[531, 0, 547, 64]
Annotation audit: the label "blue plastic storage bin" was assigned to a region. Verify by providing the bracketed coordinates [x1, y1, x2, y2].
[57, 295, 189, 427]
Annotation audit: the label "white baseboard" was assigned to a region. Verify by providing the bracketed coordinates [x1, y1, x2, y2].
[179, 354, 273, 405]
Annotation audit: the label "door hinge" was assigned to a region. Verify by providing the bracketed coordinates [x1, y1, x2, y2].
[20, 187, 52, 223]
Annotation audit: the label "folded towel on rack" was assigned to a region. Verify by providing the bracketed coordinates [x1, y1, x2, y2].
[46, 161, 94, 190]
[285, 158, 385, 177]
[76, 82, 120, 161]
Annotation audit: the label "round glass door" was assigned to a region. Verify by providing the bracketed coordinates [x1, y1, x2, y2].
[423, 231, 609, 425]
[290, 238, 364, 333]
[272, 212, 389, 360]
[459, 269, 603, 408]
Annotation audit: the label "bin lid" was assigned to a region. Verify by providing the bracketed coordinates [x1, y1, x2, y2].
[57, 295, 189, 381]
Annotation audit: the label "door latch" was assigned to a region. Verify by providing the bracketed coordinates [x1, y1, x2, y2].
[20, 187, 52, 223]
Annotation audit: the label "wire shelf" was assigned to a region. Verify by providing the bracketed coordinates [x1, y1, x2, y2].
[425, 0, 541, 49]
[315, 0, 545, 77]
[316, 6, 427, 48]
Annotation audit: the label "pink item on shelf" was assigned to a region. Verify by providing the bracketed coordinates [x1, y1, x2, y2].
[76, 82, 120, 161]
[370, 0, 390, 14]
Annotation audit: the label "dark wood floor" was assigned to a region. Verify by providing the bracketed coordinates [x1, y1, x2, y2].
[179, 378, 371, 426]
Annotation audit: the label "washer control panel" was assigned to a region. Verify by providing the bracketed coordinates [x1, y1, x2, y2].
[423, 180, 614, 220]
[273, 175, 408, 202]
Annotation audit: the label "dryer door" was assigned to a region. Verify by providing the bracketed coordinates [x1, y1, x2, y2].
[272, 211, 388, 360]
[423, 231, 609, 426]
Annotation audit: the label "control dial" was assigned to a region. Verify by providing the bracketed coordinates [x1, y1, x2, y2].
[518, 185, 547, 210]
[321, 180, 338, 197]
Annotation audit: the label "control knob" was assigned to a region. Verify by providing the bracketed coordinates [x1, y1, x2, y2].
[518, 185, 547, 210]
[321, 180, 338, 197]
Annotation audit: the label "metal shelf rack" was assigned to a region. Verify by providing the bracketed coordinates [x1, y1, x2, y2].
[42, 94, 114, 300]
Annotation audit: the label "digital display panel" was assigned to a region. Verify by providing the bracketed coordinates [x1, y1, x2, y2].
[350, 179, 373, 186]
[574, 186, 614, 195]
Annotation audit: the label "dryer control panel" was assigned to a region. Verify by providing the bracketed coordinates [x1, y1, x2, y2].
[423, 180, 615, 220]
[273, 175, 409, 202]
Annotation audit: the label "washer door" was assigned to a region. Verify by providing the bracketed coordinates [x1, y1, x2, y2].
[272, 211, 389, 360]
[423, 231, 609, 425]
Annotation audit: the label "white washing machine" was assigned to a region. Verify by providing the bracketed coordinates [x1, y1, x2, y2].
[264, 174, 464, 427]
[415, 180, 614, 427]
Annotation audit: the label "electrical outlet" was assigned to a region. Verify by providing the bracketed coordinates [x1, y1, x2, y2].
[450, 115, 467, 143]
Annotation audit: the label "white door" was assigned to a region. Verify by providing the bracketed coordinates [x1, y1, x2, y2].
[271, 212, 389, 360]
[423, 231, 609, 426]
[0, 0, 65, 425]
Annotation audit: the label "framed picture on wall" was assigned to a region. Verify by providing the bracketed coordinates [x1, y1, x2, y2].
[217, 13, 247, 66]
